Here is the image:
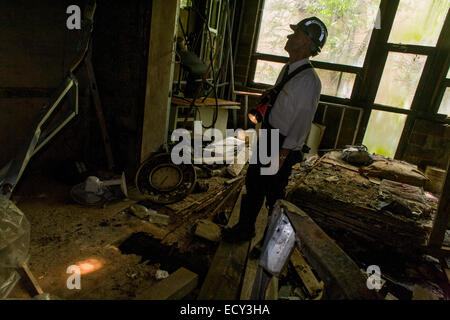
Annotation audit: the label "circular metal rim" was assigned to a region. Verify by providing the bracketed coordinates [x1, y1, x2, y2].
[135, 153, 197, 204]
[148, 163, 183, 192]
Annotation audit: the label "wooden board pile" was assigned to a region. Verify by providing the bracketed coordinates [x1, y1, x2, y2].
[286, 152, 436, 252]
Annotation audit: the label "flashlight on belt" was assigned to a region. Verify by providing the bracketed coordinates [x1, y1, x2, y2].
[248, 91, 273, 124]
[248, 102, 270, 124]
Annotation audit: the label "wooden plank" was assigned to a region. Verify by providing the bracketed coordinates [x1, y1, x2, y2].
[265, 276, 278, 300]
[385, 292, 399, 300]
[172, 96, 240, 108]
[225, 176, 245, 185]
[227, 186, 245, 227]
[412, 284, 439, 300]
[290, 248, 323, 297]
[428, 159, 450, 248]
[197, 187, 250, 300]
[194, 219, 221, 242]
[239, 258, 259, 300]
[279, 200, 379, 300]
[17, 262, 44, 297]
[240, 201, 269, 300]
[445, 269, 450, 284]
[134, 267, 198, 300]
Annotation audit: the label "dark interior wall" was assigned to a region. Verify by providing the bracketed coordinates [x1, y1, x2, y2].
[0, 0, 86, 170]
[402, 119, 450, 170]
[0, 0, 153, 182]
[91, 0, 152, 178]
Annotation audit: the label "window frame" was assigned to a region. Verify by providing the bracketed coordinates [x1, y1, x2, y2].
[246, 0, 450, 159]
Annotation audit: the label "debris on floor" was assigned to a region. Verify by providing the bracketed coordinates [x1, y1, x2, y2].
[5, 146, 448, 301]
[285, 151, 449, 300]
[286, 151, 435, 253]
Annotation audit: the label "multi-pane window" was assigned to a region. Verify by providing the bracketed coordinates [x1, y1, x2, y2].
[388, 0, 449, 46]
[253, 0, 382, 96]
[252, 0, 449, 159]
[374, 53, 427, 110]
[255, 0, 381, 66]
[362, 0, 449, 157]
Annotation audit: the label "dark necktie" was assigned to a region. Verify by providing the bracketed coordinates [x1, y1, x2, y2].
[281, 64, 290, 84]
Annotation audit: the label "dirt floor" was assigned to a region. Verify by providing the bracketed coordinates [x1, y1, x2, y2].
[7, 169, 227, 300]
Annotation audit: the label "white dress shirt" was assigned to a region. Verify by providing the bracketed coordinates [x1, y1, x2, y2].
[268, 58, 321, 151]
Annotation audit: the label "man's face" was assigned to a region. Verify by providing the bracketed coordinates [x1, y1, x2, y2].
[284, 28, 312, 56]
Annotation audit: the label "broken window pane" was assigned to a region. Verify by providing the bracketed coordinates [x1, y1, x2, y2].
[254, 60, 356, 98]
[375, 52, 427, 109]
[256, 0, 381, 67]
[362, 110, 407, 158]
[388, 0, 450, 46]
[438, 87, 450, 116]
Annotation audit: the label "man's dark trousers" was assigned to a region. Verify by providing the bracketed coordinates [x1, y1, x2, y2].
[238, 126, 302, 232]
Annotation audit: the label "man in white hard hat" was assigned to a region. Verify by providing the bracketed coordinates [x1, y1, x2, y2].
[222, 17, 328, 242]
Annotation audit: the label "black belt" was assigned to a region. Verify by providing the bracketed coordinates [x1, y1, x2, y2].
[261, 120, 303, 165]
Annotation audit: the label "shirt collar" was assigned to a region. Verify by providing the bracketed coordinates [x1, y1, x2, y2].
[286, 58, 310, 74]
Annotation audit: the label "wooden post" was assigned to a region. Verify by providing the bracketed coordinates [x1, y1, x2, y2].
[141, 0, 180, 162]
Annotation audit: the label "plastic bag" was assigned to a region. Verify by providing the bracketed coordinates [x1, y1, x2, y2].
[0, 198, 30, 298]
[0, 268, 20, 299]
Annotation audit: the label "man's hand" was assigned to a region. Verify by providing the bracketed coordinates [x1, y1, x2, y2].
[279, 148, 291, 169]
